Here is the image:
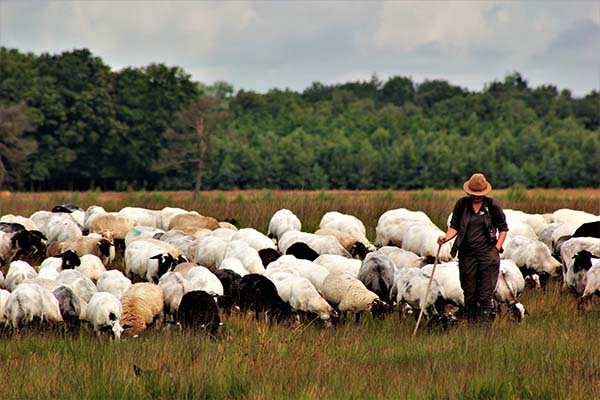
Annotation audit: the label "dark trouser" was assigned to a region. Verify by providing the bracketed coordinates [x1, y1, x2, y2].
[458, 246, 500, 312]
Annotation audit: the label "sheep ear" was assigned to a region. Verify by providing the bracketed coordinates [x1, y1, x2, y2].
[149, 254, 163, 261]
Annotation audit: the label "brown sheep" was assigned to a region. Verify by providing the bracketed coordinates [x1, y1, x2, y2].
[168, 213, 220, 233]
[120, 283, 164, 335]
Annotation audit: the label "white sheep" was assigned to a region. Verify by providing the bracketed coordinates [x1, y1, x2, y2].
[313, 254, 361, 277]
[421, 261, 464, 308]
[5, 283, 63, 330]
[86, 292, 124, 339]
[375, 246, 425, 270]
[118, 207, 162, 228]
[580, 253, 600, 308]
[124, 226, 166, 247]
[503, 209, 548, 237]
[551, 208, 599, 226]
[211, 228, 237, 242]
[188, 236, 228, 271]
[61, 235, 115, 267]
[0, 214, 38, 231]
[75, 254, 107, 283]
[560, 237, 600, 291]
[3, 260, 37, 291]
[502, 235, 562, 280]
[390, 267, 447, 320]
[274, 275, 337, 325]
[186, 266, 224, 296]
[278, 231, 351, 258]
[232, 228, 277, 252]
[55, 269, 97, 303]
[375, 208, 434, 246]
[321, 272, 389, 322]
[223, 240, 265, 274]
[267, 209, 301, 242]
[120, 282, 164, 335]
[218, 257, 250, 277]
[96, 270, 132, 300]
[266, 255, 330, 292]
[83, 205, 109, 229]
[358, 252, 396, 304]
[157, 271, 190, 318]
[0, 288, 10, 325]
[401, 222, 454, 262]
[44, 214, 83, 244]
[494, 259, 527, 321]
[159, 207, 191, 230]
[319, 211, 376, 252]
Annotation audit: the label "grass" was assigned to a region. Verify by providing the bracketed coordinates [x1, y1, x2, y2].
[1, 189, 600, 398]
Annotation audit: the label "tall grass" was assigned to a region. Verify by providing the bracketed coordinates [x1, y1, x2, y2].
[1, 189, 600, 398]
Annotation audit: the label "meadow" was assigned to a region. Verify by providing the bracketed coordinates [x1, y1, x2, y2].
[1, 189, 599, 399]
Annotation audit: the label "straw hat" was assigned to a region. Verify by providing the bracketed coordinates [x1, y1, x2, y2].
[463, 173, 492, 196]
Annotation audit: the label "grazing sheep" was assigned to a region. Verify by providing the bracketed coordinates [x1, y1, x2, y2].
[580, 252, 600, 309]
[375, 208, 435, 247]
[3, 260, 37, 291]
[214, 269, 242, 315]
[86, 292, 124, 339]
[96, 270, 132, 300]
[173, 261, 200, 278]
[118, 207, 162, 229]
[124, 226, 166, 247]
[158, 207, 191, 231]
[52, 285, 84, 330]
[313, 254, 362, 278]
[232, 228, 277, 252]
[566, 249, 600, 298]
[494, 260, 527, 322]
[375, 246, 426, 269]
[211, 227, 237, 242]
[560, 237, 600, 290]
[0, 214, 38, 231]
[321, 272, 389, 323]
[5, 283, 63, 330]
[177, 290, 221, 337]
[421, 261, 464, 308]
[573, 221, 600, 239]
[551, 209, 599, 226]
[83, 205, 109, 229]
[267, 209, 301, 242]
[0, 288, 9, 325]
[274, 275, 338, 325]
[125, 240, 179, 284]
[129, 237, 189, 264]
[168, 213, 220, 233]
[75, 254, 107, 283]
[266, 255, 330, 292]
[120, 283, 164, 335]
[319, 211, 376, 253]
[0, 230, 47, 268]
[358, 252, 396, 305]
[285, 242, 320, 261]
[61, 235, 115, 267]
[38, 250, 81, 273]
[223, 240, 265, 274]
[188, 236, 228, 271]
[44, 214, 83, 244]
[258, 248, 282, 268]
[502, 235, 561, 283]
[218, 257, 250, 277]
[186, 266, 224, 296]
[55, 269, 97, 303]
[401, 222, 454, 262]
[237, 274, 293, 323]
[158, 271, 189, 319]
[278, 231, 352, 258]
[315, 228, 369, 259]
[90, 214, 137, 241]
[51, 204, 85, 227]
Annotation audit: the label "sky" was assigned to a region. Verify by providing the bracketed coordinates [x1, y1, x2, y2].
[1, 1, 599, 96]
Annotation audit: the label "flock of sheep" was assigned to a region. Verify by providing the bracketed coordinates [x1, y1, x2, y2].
[0, 202, 599, 339]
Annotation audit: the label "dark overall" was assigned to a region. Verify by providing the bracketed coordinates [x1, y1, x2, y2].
[449, 197, 508, 323]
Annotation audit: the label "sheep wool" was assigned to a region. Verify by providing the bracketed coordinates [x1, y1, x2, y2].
[120, 283, 164, 335]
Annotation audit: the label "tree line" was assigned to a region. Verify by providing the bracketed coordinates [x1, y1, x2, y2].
[1, 47, 599, 192]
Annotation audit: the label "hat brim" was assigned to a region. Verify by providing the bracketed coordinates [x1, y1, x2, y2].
[463, 181, 492, 196]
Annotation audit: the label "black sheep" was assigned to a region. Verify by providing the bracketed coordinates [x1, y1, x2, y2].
[177, 290, 221, 338]
[285, 242, 319, 261]
[214, 269, 242, 315]
[238, 274, 293, 323]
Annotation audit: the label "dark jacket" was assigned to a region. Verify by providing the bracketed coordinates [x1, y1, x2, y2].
[449, 196, 509, 258]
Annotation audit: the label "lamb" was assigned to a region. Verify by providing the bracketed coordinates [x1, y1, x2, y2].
[278, 231, 352, 258]
[55, 269, 97, 303]
[502, 235, 561, 283]
[177, 290, 221, 338]
[61, 235, 115, 267]
[401, 222, 454, 262]
[375, 246, 426, 269]
[120, 283, 164, 335]
[223, 240, 265, 274]
[237, 274, 293, 323]
[124, 239, 180, 284]
[96, 270, 132, 300]
[86, 292, 124, 339]
[232, 228, 277, 252]
[494, 260, 527, 322]
[3, 260, 37, 291]
[313, 254, 361, 278]
[274, 275, 338, 326]
[5, 283, 63, 330]
[357, 252, 396, 305]
[75, 254, 107, 283]
[267, 209, 301, 242]
[168, 213, 220, 233]
[321, 272, 389, 323]
[375, 208, 435, 246]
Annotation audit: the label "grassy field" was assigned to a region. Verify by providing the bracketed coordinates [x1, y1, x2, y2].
[1, 189, 600, 399]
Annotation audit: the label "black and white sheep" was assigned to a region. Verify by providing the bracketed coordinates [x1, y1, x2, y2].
[124, 240, 179, 284]
[278, 231, 352, 258]
[214, 269, 242, 315]
[86, 291, 124, 339]
[61, 235, 115, 267]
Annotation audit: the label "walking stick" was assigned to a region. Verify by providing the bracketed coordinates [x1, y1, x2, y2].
[412, 243, 442, 337]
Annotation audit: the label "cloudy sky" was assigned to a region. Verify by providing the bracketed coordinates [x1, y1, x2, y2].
[1, 1, 599, 96]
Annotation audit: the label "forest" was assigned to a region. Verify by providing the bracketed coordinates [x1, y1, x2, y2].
[1, 47, 599, 192]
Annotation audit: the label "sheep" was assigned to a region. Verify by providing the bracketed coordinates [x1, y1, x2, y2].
[573, 221, 600, 239]
[211, 228, 237, 242]
[90, 214, 137, 241]
[237, 274, 293, 323]
[566, 249, 600, 299]
[44, 214, 83, 244]
[177, 290, 221, 338]
[55, 269, 97, 303]
[86, 292, 124, 339]
[258, 248, 282, 268]
[274, 275, 338, 326]
[38, 250, 81, 273]
[315, 228, 369, 259]
[313, 254, 361, 278]
[120, 283, 164, 335]
[551, 208, 599, 226]
[580, 252, 600, 309]
[375, 246, 426, 269]
[321, 272, 389, 323]
[266, 255, 330, 292]
[218, 220, 238, 231]
[267, 209, 301, 242]
[118, 207, 162, 228]
[494, 260, 527, 322]
[5, 283, 63, 330]
[96, 270, 132, 300]
[278, 231, 352, 258]
[83, 205, 109, 229]
[168, 213, 220, 233]
[232, 228, 277, 252]
[539, 221, 582, 250]
[218, 257, 250, 277]
[61, 235, 115, 267]
[129, 237, 189, 264]
[173, 261, 199, 278]
[375, 208, 435, 246]
[188, 236, 228, 271]
[357, 252, 396, 305]
[186, 266, 224, 296]
[3, 260, 37, 291]
[52, 285, 84, 330]
[0, 229, 47, 268]
[75, 254, 107, 283]
[158, 207, 190, 231]
[158, 271, 190, 320]
[421, 261, 464, 308]
[319, 211, 376, 253]
[223, 240, 265, 275]
[124, 240, 180, 284]
[124, 226, 165, 247]
[560, 237, 600, 291]
[51, 204, 85, 227]
[503, 209, 548, 237]
[155, 230, 197, 259]
[502, 235, 562, 284]
[401, 222, 454, 262]
[0, 214, 38, 231]
[0, 288, 9, 325]
[214, 269, 242, 315]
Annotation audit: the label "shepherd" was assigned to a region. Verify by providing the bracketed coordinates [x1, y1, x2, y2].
[437, 173, 508, 326]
